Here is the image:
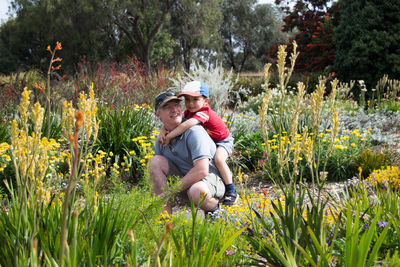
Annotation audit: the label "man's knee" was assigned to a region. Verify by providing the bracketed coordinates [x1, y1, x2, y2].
[187, 182, 210, 202]
[150, 155, 168, 176]
[149, 155, 170, 195]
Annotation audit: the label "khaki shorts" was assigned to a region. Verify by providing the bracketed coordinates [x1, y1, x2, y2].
[202, 172, 225, 199]
[168, 160, 225, 199]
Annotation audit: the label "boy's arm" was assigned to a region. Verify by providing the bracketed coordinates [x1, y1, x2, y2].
[158, 125, 168, 144]
[163, 118, 200, 145]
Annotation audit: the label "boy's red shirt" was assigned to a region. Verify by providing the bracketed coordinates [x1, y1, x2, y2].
[184, 103, 230, 142]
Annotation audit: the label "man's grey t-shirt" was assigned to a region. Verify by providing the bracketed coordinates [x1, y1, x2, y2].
[154, 125, 221, 177]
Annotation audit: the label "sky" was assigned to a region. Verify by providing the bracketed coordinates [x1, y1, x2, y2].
[0, 0, 10, 24]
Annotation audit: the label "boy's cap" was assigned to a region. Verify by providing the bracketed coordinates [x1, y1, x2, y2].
[178, 81, 209, 98]
[154, 90, 181, 112]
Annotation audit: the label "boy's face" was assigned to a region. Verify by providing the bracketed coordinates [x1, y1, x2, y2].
[184, 95, 208, 113]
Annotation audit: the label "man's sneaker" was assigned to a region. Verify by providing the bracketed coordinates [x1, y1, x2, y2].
[204, 204, 223, 220]
[222, 191, 239, 206]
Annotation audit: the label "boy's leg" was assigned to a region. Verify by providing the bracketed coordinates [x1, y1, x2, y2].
[214, 147, 232, 184]
[215, 147, 238, 205]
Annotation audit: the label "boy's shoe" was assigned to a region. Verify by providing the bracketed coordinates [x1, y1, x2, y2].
[204, 204, 223, 220]
[222, 191, 239, 206]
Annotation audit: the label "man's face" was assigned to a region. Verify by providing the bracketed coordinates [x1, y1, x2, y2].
[156, 100, 182, 130]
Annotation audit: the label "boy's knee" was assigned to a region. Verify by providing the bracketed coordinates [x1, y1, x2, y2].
[214, 155, 222, 165]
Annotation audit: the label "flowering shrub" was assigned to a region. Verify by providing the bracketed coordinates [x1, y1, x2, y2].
[75, 56, 175, 108]
[95, 104, 156, 184]
[0, 142, 10, 172]
[366, 166, 400, 191]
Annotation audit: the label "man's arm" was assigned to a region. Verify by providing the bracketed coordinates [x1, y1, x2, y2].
[179, 158, 209, 191]
[163, 118, 200, 145]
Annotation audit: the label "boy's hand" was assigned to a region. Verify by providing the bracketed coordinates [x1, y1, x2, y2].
[162, 135, 172, 146]
[158, 126, 168, 144]
[159, 134, 166, 145]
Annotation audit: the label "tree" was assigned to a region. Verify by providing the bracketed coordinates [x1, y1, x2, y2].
[274, 0, 337, 72]
[333, 0, 400, 88]
[1, 0, 117, 73]
[220, 0, 285, 72]
[106, 0, 178, 74]
[249, 4, 287, 70]
[169, 0, 223, 71]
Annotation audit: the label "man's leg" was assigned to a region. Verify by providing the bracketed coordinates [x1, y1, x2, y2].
[149, 155, 172, 214]
[187, 181, 219, 211]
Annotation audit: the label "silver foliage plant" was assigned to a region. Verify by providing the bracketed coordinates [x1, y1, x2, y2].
[170, 61, 248, 116]
[338, 109, 400, 146]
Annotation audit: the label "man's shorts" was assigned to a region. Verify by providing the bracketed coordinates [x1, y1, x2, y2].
[216, 134, 234, 156]
[168, 159, 225, 199]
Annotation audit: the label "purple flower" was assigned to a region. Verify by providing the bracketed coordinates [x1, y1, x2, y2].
[326, 232, 334, 246]
[377, 221, 388, 228]
[226, 249, 235, 255]
[361, 224, 369, 233]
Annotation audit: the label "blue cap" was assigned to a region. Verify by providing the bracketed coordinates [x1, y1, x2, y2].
[178, 81, 209, 98]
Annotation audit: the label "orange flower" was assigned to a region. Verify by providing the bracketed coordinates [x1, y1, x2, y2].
[47, 45, 51, 52]
[75, 111, 84, 129]
[56, 41, 62, 50]
[53, 57, 62, 62]
[166, 222, 173, 233]
[262, 188, 268, 196]
[35, 83, 45, 90]
[51, 65, 61, 71]
[69, 134, 75, 143]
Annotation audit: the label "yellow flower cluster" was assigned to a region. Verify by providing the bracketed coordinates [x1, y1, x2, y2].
[221, 191, 338, 230]
[77, 83, 100, 142]
[9, 87, 62, 204]
[133, 103, 153, 112]
[132, 135, 155, 167]
[81, 150, 109, 185]
[0, 142, 10, 171]
[366, 166, 400, 190]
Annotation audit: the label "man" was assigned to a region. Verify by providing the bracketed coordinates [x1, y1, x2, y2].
[150, 90, 225, 215]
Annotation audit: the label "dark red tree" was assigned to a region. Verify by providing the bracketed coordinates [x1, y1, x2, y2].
[272, 0, 339, 72]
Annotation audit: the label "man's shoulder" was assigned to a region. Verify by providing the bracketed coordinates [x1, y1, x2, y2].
[182, 124, 211, 142]
[185, 124, 206, 134]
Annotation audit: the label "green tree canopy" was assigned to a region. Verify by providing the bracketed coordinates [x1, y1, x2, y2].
[169, 0, 223, 71]
[220, 0, 285, 72]
[333, 0, 400, 88]
[1, 0, 118, 73]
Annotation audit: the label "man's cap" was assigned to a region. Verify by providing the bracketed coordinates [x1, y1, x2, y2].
[154, 90, 182, 112]
[178, 81, 209, 98]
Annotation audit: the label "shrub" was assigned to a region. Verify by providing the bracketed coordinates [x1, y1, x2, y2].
[95, 104, 156, 184]
[75, 56, 175, 108]
[171, 61, 245, 116]
[355, 148, 392, 178]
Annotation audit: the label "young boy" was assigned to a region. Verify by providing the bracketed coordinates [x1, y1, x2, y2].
[159, 81, 238, 206]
